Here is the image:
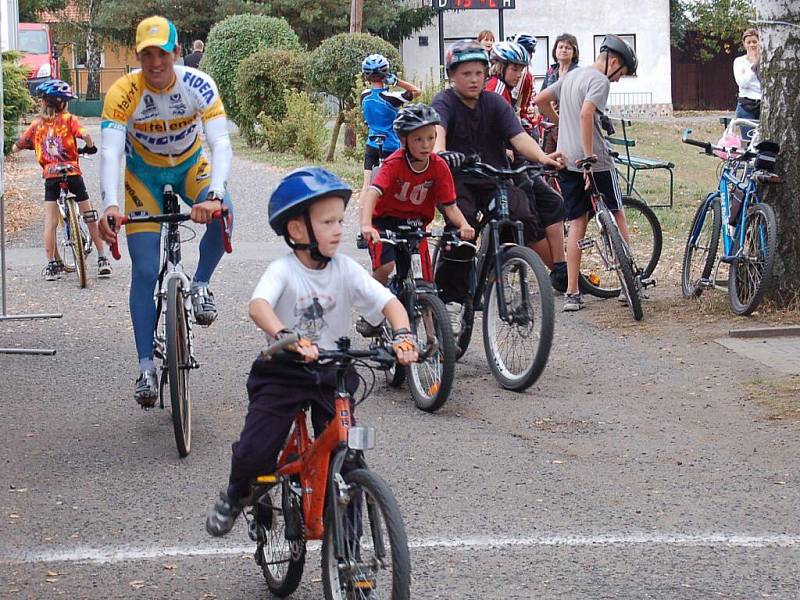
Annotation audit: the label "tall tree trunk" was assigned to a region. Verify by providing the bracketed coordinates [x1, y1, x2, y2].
[85, 25, 101, 100]
[345, 0, 364, 149]
[757, 0, 800, 306]
[326, 109, 346, 162]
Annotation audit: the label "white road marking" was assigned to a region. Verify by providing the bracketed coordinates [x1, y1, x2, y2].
[2, 533, 799, 565]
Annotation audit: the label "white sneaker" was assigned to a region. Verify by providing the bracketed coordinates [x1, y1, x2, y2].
[445, 302, 464, 337]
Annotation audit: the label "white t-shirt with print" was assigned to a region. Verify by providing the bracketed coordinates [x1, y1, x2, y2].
[251, 253, 394, 350]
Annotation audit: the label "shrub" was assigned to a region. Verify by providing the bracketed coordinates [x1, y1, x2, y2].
[308, 33, 401, 160]
[258, 89, 327, 161]
[59, 55, 72, 86]
[2, 52, 35, 155]
[234, 48, 306, 147]
[200, 14, 300, 126]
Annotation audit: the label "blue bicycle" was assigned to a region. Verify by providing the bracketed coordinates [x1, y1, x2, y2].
[681, 123, 781, 315]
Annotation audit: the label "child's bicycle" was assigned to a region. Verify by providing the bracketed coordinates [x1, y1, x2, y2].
[576, 156, 650, 321]
[357, 224, 456, 412]
[108, 185, 232, 457]
[52, 145, 98, 288]
[433, 157, 555, 391]
[680, 125, 781, 315]
[250, 335, 410, 600]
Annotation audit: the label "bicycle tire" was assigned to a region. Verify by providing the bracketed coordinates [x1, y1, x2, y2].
[55, 211, 76, 273]
[682, 197, 721, 299]
[728, 202, 777, 315]
[321, 468, 410, 600]
[598, 210, 643, 321]
[253, 484, 305, 597]
[406, 291, 456, 412]
[66, 199, 88, 288]
[166, 277, 192, 457]
[483, 246, 554, 391]
[579, 196, 662, 299]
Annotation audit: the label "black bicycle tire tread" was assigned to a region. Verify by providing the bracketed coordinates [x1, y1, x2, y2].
[482, 246, 555, 391]
[728, 202, 778, 315]
[682, 197, 721, 299]
[406, 293, 456, 412]
[166, 278, 191, 457]
[258, 486, 306, 597]
[321, 468, 410, 600]
[599, 211, 643, 321]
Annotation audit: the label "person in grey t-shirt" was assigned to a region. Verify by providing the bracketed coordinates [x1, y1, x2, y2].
[535, 34, 638, 312]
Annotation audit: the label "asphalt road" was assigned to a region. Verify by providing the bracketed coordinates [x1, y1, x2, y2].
[1, 123, 799, 599]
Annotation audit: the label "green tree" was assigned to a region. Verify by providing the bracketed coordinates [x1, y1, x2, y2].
[19, 0, 67, 21]
[2, 52, 36, 155]
[307, 33, 401, 161]
[257, 0, 434, 47]
[672, 0, 756, 60]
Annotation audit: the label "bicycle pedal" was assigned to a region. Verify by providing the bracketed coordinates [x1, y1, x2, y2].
[578, 238, 595, 250]
[640, 277, 657, 289]
[82, 210, 99, 223]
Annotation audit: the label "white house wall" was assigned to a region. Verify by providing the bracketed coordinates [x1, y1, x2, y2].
[400, 0, 672, 109]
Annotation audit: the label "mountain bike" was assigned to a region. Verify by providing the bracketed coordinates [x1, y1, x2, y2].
[108, 185, 232, 457]
[575, 157, 647, 321]
[52, 146, 97, 288]
[357, 225, 456, 412]
[250, 335, 410, 600]
[433, 158, 555, 391]
[681, 125, 780, 315]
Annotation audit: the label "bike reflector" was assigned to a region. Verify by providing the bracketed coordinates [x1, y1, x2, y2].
[348, 426, 376, 450]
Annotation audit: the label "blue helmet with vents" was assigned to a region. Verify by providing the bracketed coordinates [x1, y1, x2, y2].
[490, 41, 530, 66]
[361, 54, 390, 77]
[268, 167, 352, 236]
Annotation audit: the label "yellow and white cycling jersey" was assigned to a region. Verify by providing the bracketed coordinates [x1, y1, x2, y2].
[100, 66, 232, 209]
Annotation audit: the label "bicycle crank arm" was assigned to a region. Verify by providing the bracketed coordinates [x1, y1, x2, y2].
[640, 277, 657, 289]
[578, 238, 596, 250]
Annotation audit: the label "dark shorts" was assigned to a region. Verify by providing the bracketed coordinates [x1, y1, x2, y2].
[558, 169, 622, 221]
[368, 216, 433, 282]
[44, 174, 89, 202]
[363, 145, 394, 171]
[526, 175, 565, 228]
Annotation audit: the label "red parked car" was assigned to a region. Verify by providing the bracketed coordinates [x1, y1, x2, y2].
[17, 22, 60, 93]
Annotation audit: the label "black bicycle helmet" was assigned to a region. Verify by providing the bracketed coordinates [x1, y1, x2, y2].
[445, 39, 489, 74]
[599, 34, 638, 76]
[507, 33, 537, 55]
[393, 103, 441, 136]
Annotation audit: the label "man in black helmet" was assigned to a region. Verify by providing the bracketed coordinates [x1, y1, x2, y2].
[535, 34, 637, 313]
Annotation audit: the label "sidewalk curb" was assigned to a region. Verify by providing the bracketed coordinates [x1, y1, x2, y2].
[729, 326, 800, 339]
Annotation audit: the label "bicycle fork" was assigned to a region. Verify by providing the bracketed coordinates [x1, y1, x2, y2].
[489, 220, 532, 325]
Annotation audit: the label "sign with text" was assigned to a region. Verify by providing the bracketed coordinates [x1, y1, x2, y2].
[434, 0, 515, 9]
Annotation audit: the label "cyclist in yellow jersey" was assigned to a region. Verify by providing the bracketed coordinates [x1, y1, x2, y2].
[99, 16, 234, 405]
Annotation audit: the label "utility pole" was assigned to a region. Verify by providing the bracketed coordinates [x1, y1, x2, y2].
[350, 0, 364, 33]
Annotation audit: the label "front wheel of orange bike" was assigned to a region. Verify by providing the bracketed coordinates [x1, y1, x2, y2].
[321, 468, 410, 600]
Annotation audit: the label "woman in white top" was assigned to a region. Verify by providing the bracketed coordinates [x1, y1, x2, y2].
[733, 28, 761, 141]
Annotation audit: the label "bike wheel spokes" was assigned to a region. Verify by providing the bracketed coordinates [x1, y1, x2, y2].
[66, 202, 88, 288]
[483, 247, 554, 391]
[322, 469, 410, 600]
[254, 485, 305, 596]
[579, 215, 621, 294]
[166, 278, 192, 457]
[682, 197, 720, 299]
[407, 294, 455, 412]
[621, 197, 662, 279]
[728, 203, 777, 315]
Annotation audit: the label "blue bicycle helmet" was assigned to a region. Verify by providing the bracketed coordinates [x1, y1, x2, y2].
[361, 54, 390, 77]
[490, 41, 530, 66]
[268, 167, 352, 236]
[445, 40, 489, 74]
[35, 78, 77, 100]
[507, 33, 537, 55]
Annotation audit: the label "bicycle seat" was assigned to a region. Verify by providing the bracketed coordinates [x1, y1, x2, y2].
[54, 164, 74, 175]
[368, 134, 387, 144]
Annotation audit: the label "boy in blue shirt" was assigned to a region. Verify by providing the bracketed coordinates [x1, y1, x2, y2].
[359, 54, 421, 199]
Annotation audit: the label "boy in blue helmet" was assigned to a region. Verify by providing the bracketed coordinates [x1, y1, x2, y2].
[206, 167, 419, 536]
[359, 53, 421, 199]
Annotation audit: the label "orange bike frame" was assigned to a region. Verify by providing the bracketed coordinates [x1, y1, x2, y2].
[274, 394, 353, 540]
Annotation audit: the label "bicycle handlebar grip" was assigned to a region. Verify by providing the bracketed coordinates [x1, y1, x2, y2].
[356, 234, 369, 250]
[260, 334, 300, 360]
[212, 209, 233, 254]
[107, 215, 129, 260]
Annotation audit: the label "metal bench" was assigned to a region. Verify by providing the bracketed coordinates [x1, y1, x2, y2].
[606, 117, 674, 208]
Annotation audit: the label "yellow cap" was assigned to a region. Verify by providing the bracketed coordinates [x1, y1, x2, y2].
[135, 16, 178, 53]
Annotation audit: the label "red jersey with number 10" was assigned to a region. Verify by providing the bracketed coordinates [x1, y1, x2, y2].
[370, 149, 456, 224]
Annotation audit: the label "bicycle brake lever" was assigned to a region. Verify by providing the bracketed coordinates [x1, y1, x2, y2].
[212, 209, 233, 254]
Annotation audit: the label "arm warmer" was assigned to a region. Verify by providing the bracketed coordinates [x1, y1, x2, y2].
[204, 117, 232, 196]
[100, 125, 126, 210]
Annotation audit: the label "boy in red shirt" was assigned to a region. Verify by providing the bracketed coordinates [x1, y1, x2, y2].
[359, 103, 474, 288]
[12, 79, 111, 280]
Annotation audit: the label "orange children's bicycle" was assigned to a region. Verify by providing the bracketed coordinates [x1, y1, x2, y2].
[247, 335, 410, 600]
